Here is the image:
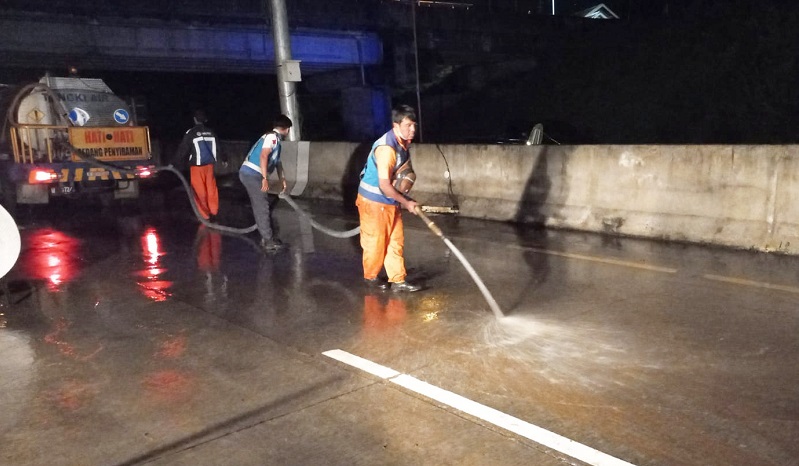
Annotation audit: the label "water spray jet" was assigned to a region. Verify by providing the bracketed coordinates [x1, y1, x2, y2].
[414, 206, 504, 319]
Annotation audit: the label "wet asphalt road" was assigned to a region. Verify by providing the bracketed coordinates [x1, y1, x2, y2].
[2, 185, 799, 466]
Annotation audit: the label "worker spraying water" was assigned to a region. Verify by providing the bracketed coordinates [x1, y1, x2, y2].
[352, 103, 504, 315]
[355, 105, 422, 293]
[284, 190, 506, 318]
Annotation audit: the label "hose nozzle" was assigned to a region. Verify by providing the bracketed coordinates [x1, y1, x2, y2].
[415, 206, 445, 238]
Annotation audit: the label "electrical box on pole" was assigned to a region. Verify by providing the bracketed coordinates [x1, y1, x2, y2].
[279, 60, 302, 82]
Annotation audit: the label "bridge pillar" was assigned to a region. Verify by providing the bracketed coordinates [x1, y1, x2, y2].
[342, 87, 391, 141]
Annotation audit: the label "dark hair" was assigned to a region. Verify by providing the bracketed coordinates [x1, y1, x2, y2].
[273, 114, 293, 129]
[391, 105, 417, 124]
[193, 109, 208, 123]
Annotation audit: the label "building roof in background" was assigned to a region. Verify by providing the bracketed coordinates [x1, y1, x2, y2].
[576, 3, 619, 19]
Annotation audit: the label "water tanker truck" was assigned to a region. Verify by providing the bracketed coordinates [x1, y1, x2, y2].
[0, 74, 156, 215]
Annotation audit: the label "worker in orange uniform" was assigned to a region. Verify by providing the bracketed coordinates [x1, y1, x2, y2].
[176, 109, 226, 222]
[356, 104, 422, 292]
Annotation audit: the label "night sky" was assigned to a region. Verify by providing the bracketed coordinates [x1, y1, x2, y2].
[2, 0, 799, 144]
[406, 0, 799, 144]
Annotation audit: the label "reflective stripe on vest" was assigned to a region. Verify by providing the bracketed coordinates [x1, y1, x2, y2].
[193, 135, 217, 165]
[242, 131, 280, 176]
[358, 129, 409, 205]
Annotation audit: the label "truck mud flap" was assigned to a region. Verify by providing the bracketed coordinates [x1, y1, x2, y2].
[114, 180, 139, 199]
[17, 184, 49, 204]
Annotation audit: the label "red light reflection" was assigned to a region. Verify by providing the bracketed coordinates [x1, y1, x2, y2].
[156, 333, 187, 359]
[45, 380, 95, 411]
[143, 228, 161, 265]
[137, 227, 172, 301]
[20, 229, 81, 291]
[142, 370, 193, 403]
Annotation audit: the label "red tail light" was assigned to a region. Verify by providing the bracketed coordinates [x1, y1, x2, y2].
[29, 169, 59, 184]
[138, 167, 153, 178]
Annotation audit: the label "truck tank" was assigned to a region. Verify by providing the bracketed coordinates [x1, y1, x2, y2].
[0, 75, 154, 215]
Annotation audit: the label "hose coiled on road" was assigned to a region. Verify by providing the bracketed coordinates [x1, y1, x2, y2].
[159, 165, 361, 238]
[156, 165, 257, 234]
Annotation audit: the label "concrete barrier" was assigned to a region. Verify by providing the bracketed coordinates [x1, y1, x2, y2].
[219, 140, 799, 254]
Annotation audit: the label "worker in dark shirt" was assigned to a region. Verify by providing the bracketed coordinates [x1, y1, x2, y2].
[175, 110, 226, 221]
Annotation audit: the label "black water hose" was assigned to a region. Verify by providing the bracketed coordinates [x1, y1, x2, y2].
[158, 165, 362, 237]
[434, 144, 459, 210]
[156, 165, 257, 234]
[278, 193, 360, 238]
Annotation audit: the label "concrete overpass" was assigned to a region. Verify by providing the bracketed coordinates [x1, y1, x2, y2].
[0, 13, 382, 75]
[0, 12, 390, 139]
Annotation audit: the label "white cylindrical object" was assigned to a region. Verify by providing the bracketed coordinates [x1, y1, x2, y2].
[0, 204, 21, 279]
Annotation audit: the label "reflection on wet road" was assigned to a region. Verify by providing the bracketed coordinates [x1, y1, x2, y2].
[1, 197, 799, 466]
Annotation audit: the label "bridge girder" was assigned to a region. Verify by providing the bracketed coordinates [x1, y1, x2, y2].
[0, 14, 382, 75]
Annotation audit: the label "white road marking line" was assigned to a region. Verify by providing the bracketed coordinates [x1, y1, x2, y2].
[424, 227, 799, 297]
[323, 349, 637, 466]
[703, 274, 799, 294]
[436, 233, 677, 274]
[511, 244, 678, 274]
[322, 349, 400, 379]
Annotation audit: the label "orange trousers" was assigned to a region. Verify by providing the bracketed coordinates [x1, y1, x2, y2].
[196, 225, 221, 272]
[356, 194, 406, 283]
[190, 165, 219, 219]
